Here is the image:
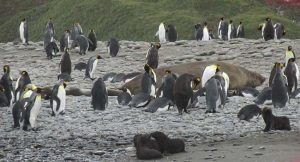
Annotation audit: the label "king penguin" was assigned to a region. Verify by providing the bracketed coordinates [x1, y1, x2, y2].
[218, 17, 228, 40]
[45, 18, 55, 35]
[285, 46, 296, 67]
[274, 23, 285, 39]
[146, 42, 161, 69]
[0, 65, 14, 106]
[15, 71, 31, 102]
[174, 74, 200, 114]
[228, 20, 237, 40]
[43, 25, 54, 50]
[60, 49, 72, 75]
[263, 18, 274, 41]
[201, 64, 221, 88]
[60, 30, 70, 52]
[22, 88, 42, 131]
[91, 78, 108, 110]
[272, 62, 289, 108]
[88, 29, 97, 51]
[202, 22, 210, 41]
[85, 55, 102, 80]
[205, 77, 224, 113]
[71, 22, 83, 40]
[45, 42, 59, 59]
[107, 38, 119, 57]
[50, 81, 66, 116]
[155, 23, 167, 43]
[284, 58, 298, 94]
[194, 24, 203, 41]
[19, 18, 29, 45]
[237, 22, 245, 38]
[71, 35, 90, 55]
[166, 24, 177, 42]
[141, 64, 157, 97]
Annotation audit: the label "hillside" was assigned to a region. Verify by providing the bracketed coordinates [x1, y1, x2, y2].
[0, 0, 300, 42]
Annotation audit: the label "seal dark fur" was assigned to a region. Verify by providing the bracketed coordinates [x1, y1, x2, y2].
[262, 108, 291, 132]
[133, 134, 163, 160]
[150, 131, 185, 154]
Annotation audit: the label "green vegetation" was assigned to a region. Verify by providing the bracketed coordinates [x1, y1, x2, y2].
[0, 0, 299, 42]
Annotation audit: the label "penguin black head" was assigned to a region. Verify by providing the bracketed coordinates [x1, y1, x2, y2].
[155, 43, 161, 49]
[96, 55, 102, 60]
[65, 29, 70, 33]
[229, 20, 233, 24]
[21, 71, 29, 76]
[220, 17, 224, 21]
[144, 64, 151, 73]
[3, 65, 10, 73]
[194, 24, 201, 29]
[216, 64, 221, 72]
[63, 82, 67, 88]
[288, 46, 292, 51]
[90, 29, 94, 32]
[36, 88, 42, 94]
[192, 77, 201, 89]
[204, 22, 207, 26]
[265, 17, 271, 21]
[165, 70, 172, 74]
[21, 18, 26, 22]
[240, 21, 243, 24]
[0, 85, 5, 92]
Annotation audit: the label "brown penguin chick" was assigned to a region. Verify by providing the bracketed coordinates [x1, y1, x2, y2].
[262, 107, 291, 132]
[133, 134, 163, 160]
[150, 131, 185, 154]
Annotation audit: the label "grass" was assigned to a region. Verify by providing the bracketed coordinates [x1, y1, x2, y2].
[0, 0, 299, 42]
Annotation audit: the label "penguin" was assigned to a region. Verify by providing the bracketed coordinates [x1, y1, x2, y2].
[43, 27, 54, 50]
[85, 55, 102, 80]
[202, 22, 210, 41]
[166, 24, 177, 42]
[254, 87, 272, 105]
[103, 72, 117, 82]
[45, 18, 55, 35]
[285, 46, 296, 66]
[74, 62, 87, 71]
[213, 71, 230, 98]
[269, 62, 277, 87]
[201, 64, 220, 88]
[122, 72, 142, 83]
[50, 81, 66, 116]
[0, 65, 14, 106]
[0, 85, 9, 107]
[15, 71, 31, 102]
[262, 107, 291, 132]
[150, 131, 185, 154]
[190, 87, 205, 108]
[128, 93, 153, 108]
[235, 87, 260, 97]
[60, 30, 70, 52]
[91, 78, 108, 110]
[218, 17, 228, 40]
[144, 97, 172, 113]
[45, 42, 59, 59]
[272, 62, 289, 108]
[141, 64, 157, 97]
[211, 72, 227, 106]
[156, 70, 177, 103]
[88, 29, 97, 51]
[60, 49, 72, 75]
[12, 99, 26, 128]
[236, 22, 245, 38]
[263, 18, 274, 41]
[107, 38, 119, 57]
[19, 18, 29, 45]
[237, 104, 262, 121]
[146, 43, 161, 69]
[111, 73, 126, 83]
[71, 22, 83, 40]
[117, 87, 132, 106]
[228, 20, 237, 40]
[21, 84, 37, 100]
[194, 24, 203, 41]
[209, 29, 214, 39]
[57, 73, 73, 82]
[274, 23, 285, 39]
[205, 77, 225, 113]
[174, 74, 200, 114]
[71, 35, 90, 55]
[284, 58, 298, 94]
[155, 22, 167, 43]
[23, 88, 42, 131]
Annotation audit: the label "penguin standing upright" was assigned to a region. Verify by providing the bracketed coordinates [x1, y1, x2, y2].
[45, 42, 59, 59]
[236, 21, 245, 38]
[43, 25, 54, 50]
[0, 65, 14, 106]
[141, 64, 157, 97]
[91, 78, 108, 110]
[155, 23, 167, 43]
[45, 18, 55, 35]
[146, 43, 161, 69]
[50, 81, 66, 116]
[60, 49, 72, 75]
[201, 64, 220, 88]
[194, 24, 203, 41]
[23, 88, 42, 131]
[107, 38, 119, 57]
[202, 22, 210, 41]
[71, 22, 83, 40]
[272, 63, 289, 108]
[205, 77, 225, 113]
[71, 35, 90, 55]
[228, 20, 237, 40]
[263, 18, 274, 41]
[60, 30, 70, 52]
[19, 18, 29, 45]
[218, 17, 228, 40]
[274, 23, 285, 39]
[284, 58, 298, 94]
[85, 55, 102, 80]
[174, 74, 200, 114]
[166, 25, 177, 42]
[15, 71, 31, 102]
[88, 29, 97, 51]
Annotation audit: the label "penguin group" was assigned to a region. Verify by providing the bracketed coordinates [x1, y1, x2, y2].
[258, 17, 286, 41]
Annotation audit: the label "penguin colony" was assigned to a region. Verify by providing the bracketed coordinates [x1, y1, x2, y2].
[0, 16, 296, 160]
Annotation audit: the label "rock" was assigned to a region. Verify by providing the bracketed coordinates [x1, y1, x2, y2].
[254, 152, 264, 156]
[93, 151, 105, 156]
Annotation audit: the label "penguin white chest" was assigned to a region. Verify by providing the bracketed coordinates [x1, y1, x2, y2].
[90, 59, 98, 78]
[228, 24, 232, 40]
[201, 68, 216, 87]
[202, 27, 209, 41]
[29, 96, 42, 128]
[19, 22, 25, 43]
[158, 24, 166, 43]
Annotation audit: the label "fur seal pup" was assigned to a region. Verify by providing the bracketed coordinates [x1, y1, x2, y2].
[166, 24, 177, 42]
[133, 134, 163, 160]
[263, 18, 274, 41]
[107, 38, 119, 57]
[236, 21, 245, 38]
[85, 55, 102, 80]
[272, 63, 289, 108]
[60, 30, 70, 52]
[60, 49, 72, 75]
[205, 77, 224, 113]
[284, 58, 298, 93]
[150, 131, 185, 154]
[254, 87, 272, 105]
[141, 64, 157, 97]
[262, 107, 291, 132]
[237, 104, 262, 121]
[91, 78, 108, 110]
[155, 22, 166, 43]
[146, 43, 161, 69]
[50, 81, 66, 116]
[23, 88, 42, 131]
[117, 87, 132, 106]
[274, 23, 285, 39]
[45, 42, 59, 59]
[228, 20, 236, 40]
[19, 18, 29, 45]
[194, 23, 203, 41]
[15, 71, 31, 102]
[88, 29, 97, 51]
[174, 74, 200, 114]
[74, 62, 87, 71]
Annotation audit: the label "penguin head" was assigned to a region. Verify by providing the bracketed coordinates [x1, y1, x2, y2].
[25, 84, 37, 91]
[220, 17, 224, 21]
[257, 24, 263, 31]
[3, 65, 10, 73]
[240, 21, 243, 24]
[21, 71, 29, 76]
[96, 55, 102, 60]
[165, 70, 172, 74]
[204, 22, 207, 26]
[144, 64, 157, 85]
[0, 85, 5, 92]
[21, 18, 26, 22]
[144, 64, 151, 73]
[215, 64, 221, 73]
[287, 46, 292, 51]
[262, 107, 272, 115]
[194, 24, 201, 29]
[62, 82, 67, 88]
[155, 43, 161, 49]
[288, 58, 296, 63]
[36, 88, 42, 94]
[65, 29, 70, 33]
[192, 77, 201, 89]
[90, 29, 94, 32]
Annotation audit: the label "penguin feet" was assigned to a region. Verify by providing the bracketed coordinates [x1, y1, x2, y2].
[90, 78, 96, 81]
[59, 111, 65, 115]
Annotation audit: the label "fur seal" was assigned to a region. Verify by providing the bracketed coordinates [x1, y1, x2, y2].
[133, 134, 163, 160]
[237, 104, 262, 121]
[262, 107, 291, 132]
[150, 131, 185, 154]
